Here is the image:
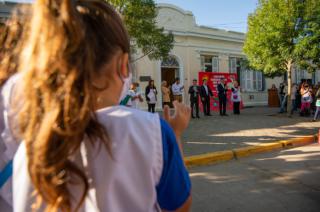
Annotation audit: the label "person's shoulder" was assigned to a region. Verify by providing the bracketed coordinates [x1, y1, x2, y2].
[96, 106, 159, 124]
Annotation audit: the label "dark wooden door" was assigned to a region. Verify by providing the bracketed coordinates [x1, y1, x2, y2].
[161, 68, 176, 86]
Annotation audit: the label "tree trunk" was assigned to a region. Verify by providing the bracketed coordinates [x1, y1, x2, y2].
[287, 60, 293, 116]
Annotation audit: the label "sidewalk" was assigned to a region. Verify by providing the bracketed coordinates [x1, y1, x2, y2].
[181, 107, 319, 156]
[190, 143, 320, 212]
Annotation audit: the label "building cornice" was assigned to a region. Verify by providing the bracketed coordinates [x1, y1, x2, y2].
[166, 29, 245, 43]
[198, 25, 245, 36]
[173, 42, 245, 56]
[157, 3, 246, 42]
[156, 3, 194, 16]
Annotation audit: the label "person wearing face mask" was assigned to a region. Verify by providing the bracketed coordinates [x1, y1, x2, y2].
[132, 83, 143, 109]
[200, 79, 213, 116]
[231, 81, 241, 115]
[10, 1, 192, 212]
[312, 86, 320, 122]
[217, 78, 228, 116]
[125, 83, 143, 109]
[172, 78, 184, 103]
[145, 79, 158, 113]
[188, 79, 200, 118]
[161, 81, 171, 108]
[300, 82, 312, 116]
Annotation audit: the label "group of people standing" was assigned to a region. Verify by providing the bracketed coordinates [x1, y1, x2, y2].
[276, 80, 320, 121]
[123, 78, 184, 114]
[147, 77, 185, 113]
[187, 78, 241, 118]
[125, 77, 242, 118]
[143, 77, 184, 113]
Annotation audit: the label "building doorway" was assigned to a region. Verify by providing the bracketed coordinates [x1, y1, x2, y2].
[161, 56, 180, 107]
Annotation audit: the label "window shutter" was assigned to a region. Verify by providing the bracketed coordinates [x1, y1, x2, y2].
[248, 70, 253, 90]
[294, 69, 299, 84]
[257, 72, 263, 91]
[229, 58, 236, 73]
[316, 70, 320, 84]
[240, 69, 246, 91]
[200, 56, 205, 71]
[253, 71, 257, 90]
[261, 73, 266, 91]
[312, 72, 316, 84]
[212, 56, 219, 72]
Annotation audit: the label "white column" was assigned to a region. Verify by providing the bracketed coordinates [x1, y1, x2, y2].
[156, 60, 162, 111]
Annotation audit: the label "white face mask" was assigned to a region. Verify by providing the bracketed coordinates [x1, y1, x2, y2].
[119, 72, 132, 104]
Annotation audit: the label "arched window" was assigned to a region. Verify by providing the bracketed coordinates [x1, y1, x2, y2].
[161, 56, 179, 68]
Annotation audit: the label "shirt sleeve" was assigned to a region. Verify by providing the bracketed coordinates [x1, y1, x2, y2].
[156, 119, 191, 211]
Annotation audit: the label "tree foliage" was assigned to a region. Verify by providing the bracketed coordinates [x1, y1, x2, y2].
[295, 0, 320, 72]
[244, 0, 320, 77]
[109, 0, 174, 61]
[244, 0, 320, 115]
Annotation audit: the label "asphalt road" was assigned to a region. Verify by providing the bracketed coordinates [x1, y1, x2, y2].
[190, 143, 320, 212]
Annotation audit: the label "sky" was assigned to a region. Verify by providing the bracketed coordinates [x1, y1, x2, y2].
[155, 0, 259, 33]
[4, 0, 258, 33]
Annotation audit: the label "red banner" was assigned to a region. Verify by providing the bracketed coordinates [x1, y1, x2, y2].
[198, 72, 240, 111]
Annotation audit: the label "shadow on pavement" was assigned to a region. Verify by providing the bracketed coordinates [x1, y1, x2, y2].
[190, 144, 320, 212]
[179, 107, 319, 156]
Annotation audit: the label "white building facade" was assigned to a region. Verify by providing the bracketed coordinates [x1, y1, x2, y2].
[134, 3, 320, 110]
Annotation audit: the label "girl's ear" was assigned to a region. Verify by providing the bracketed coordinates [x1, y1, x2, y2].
[119, 53, 129, 78]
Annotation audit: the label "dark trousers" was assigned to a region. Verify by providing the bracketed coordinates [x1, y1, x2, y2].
[190, 98, 199, 117]
[202, 97, 211, 115]
[148, 103, 155, 113]
[290, 99, 297, 114]
[219, 96, 227, 115]
[233, 102, 240, 114]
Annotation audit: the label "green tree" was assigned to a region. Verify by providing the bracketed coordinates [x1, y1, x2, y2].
[244, 0, 320, 115]
[109, 0, 174, 61]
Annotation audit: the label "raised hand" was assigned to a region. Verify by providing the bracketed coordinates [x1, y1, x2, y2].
[163, 101, 191, 139]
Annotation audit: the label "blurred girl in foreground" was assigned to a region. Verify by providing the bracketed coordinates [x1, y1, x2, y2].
[6, 0, 192, 211]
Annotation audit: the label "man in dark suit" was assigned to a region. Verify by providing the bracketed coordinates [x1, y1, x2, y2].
[200, 79, 213, 116]
[217, 78, 228, 116]
[188, 79, 200, 118]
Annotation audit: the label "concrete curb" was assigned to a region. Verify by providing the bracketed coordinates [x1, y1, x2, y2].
[185, 134, 318, 168]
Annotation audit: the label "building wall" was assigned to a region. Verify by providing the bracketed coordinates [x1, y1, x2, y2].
[134, 3, 286, 109]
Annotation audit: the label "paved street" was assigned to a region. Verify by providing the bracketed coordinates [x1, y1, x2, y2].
[190, 143, 320, 212]
[181, 107, 319, 156]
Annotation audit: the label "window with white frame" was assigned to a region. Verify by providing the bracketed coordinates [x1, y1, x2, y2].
[201, 55, 219, 72]
[212, 56, 219, 72]
[229, 57, 243, 74]
[294, 69, 307, 84]
[315, 70, 320, 84]
[241, 70, 263, 91]
[229, 57, 237, 73]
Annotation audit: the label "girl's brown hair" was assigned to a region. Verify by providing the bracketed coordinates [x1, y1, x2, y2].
[17, 0, 130, 211]
[0, 5, 30, 86]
